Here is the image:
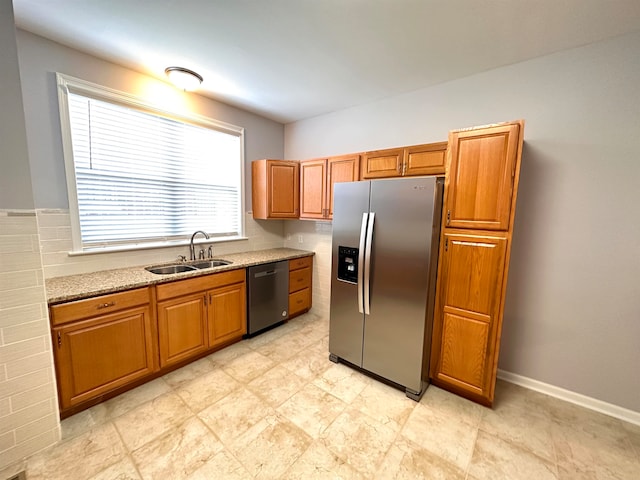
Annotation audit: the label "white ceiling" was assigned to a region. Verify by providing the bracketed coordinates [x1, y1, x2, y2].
[12, 0, 640, 123]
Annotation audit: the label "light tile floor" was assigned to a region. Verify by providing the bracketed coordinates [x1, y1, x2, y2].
[4, 313, 639, 479]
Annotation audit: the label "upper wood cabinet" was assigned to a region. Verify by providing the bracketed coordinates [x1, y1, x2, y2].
[252, 159, 299, 219]
[300, 154, 359, 220]
[361, 142, 447, 179]
[445, 125, 520, 231]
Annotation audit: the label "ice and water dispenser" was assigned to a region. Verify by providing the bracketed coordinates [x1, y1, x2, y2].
[337, 246, 359, 283]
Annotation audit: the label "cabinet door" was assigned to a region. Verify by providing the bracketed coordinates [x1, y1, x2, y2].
[299, 159, 327, 220]
[53, 306, 155, 409]
[157, 293, 208, 368]
[289, 288, 311, 317]
[431, 233, 507, 400]
[404, 142, 447, 176]
[268, 160, 299, 218]
[446, 124, 520, 230]
[327, 154, 359, 218]
[361, 148, 403, 179]
[208, 281, 246, 348]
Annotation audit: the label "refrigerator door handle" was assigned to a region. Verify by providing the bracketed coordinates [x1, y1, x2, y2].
[363, 212, 375, 315]
[357, 212, 368, 314]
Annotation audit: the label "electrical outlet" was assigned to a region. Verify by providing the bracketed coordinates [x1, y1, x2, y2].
[298, 235, 303, 244]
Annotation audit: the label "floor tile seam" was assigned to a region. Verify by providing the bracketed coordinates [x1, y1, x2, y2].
[461, 423, 482, 479]
[476, 421, 554, 459]
[475, 427, 561, 473]
[414, 400, 482, 431]
[113, 405, 199, 455]
[396, 414, 479, 476]
[193, 409, 251, 474]
[108, 420, 141, 476]
[549, 420, 640, 462]
[245, 375, 308, 409]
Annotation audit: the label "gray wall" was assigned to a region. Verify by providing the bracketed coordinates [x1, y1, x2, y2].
[284, 31, 640, 413]
[15, 29, 285, 210]
[0, 2, 33, 209]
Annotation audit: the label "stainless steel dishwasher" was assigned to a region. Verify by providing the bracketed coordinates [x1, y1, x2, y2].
[246, 260, 289, 335]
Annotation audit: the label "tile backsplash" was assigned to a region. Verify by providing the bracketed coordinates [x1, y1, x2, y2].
[0, 211, 60, 470]
[37, 210, 286, 279]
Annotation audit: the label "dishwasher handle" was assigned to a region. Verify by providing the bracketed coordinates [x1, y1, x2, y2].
[254, 269, 278, 278]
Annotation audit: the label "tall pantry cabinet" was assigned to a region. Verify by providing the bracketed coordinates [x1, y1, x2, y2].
[430, 121, 524, 406]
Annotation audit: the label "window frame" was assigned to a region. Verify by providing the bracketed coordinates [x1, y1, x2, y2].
[56, 72, 246, 254]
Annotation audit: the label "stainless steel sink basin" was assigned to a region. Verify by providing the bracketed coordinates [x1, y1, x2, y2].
[145, 264, 197, 275]
[189, 259, 232, 269]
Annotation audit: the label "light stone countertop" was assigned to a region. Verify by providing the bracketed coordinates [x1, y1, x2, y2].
[45, 247, 314, 305]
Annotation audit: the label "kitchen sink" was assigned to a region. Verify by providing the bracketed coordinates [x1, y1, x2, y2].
[189, 259, 232, 269]
[145, 264, 198, 275]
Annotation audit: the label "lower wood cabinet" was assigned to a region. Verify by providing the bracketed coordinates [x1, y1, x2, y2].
[156, 269, 247, 367]
[157, 292, 208, 367]
[50, 288, 157, 412]
[289, 256, 313, 318]
[208, 281, 246, 348]
[430, 232, 508, 403]
[51, 269, 247, 417]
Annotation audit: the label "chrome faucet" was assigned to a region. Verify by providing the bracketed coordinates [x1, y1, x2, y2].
[190, 230, 210, 261]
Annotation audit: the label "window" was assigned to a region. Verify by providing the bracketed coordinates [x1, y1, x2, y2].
[56, 73, 245, 253]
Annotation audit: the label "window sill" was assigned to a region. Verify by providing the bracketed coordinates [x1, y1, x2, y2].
[67, 236, 249, 257]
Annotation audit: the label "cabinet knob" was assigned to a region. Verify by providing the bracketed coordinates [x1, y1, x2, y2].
[97, 301, 116, 310]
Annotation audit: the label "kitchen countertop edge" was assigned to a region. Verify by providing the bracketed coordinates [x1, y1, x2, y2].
[46, 248, 315, 305]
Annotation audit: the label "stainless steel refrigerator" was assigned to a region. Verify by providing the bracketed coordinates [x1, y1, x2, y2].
[329, 176, 443, 400]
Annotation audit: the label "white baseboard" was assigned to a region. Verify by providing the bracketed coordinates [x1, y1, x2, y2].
[497, 369, 640, 426]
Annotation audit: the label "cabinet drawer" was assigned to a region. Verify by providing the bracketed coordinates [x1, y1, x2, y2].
[156, 269, 245, 301]
[289, 256, 312, 271]
[50, 287, 150, 326]
[289, 288, 311, 316]
[289, 267, 311, 293]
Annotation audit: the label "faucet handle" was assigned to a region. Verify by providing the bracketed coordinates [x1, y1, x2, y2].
[198, 249, 205, 260]
[177, 255, 187, 262]
[207, 245, 213, 259]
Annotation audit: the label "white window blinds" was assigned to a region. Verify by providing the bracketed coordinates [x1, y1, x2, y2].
[58, 74, 244, 251]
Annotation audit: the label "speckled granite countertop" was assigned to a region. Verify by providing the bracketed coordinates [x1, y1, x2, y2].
[45, 248, 314, 305]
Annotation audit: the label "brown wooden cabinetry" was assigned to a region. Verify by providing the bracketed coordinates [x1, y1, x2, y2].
[252, 159, 299, 219]
[156, 269, 246, 365]
[208, 280, 246, 348]
[157, 292, 207, 367]
[430, 120, 524, 406]
[288, 256, 313, 318]
[432, 232, 507, 396]
[361, 142, 447, 179]
[300, 154, 359, 220]
[50, 288, 156, 412]
[445, 125, 520, 231]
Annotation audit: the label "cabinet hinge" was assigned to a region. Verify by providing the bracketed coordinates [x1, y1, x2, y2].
[446, 210, 450, 225]
[445, 238, 448, 252]
[57, 331, 61, 348]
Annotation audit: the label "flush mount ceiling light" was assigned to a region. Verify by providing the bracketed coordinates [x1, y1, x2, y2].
[164, 66, 203, 91]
